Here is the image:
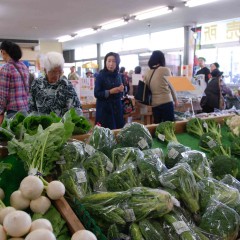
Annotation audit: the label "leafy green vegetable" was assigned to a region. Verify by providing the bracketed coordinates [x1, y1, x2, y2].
[83, 151, 112, 191]
[63, 108, 91, 135]
[106, 164, 139, 191]
[155, 121, 178, 144]
[8, 122, 74, 176]
[88, 125, 116, 157]
[160, 163, 200, 213]
[230, 136, 240, 156]
[117, 122, 152, 150]
[165, 142, 191, 169]
[186, 118, 205, 138]
[180, 150, 212, 181]
[130, 223, 145, 240]
[199, 200, 240, 240]
[203, 119, 221, 140]
[107, 224, 121, 239]
[0, 127, 15, 141]
[111, 147, 144, 169]
[221, 174, 240, 192]
[211, 155, 238, 180]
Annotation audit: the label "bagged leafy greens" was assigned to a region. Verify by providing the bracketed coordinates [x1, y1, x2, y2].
[83, 151, 113, 191]
[106, 163, 140, 192]
[0, 127, 14, 141]
[165, 142, 191, 169]
[88, 125, 116, 158]
[155, 121, 178, 144]
[111, 147, 144, 169]
[199, 200, 240, 240]
[221, 174, 240, 192]
[117, 122, 152, 150]
[59, 168, 91, 199]
[159, 163, 200, 213]
[180, 150, 212, 181]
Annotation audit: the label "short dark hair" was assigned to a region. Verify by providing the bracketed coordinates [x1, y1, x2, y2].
[0, 40, 22, 61]
[213, 62, 220, 69]
[119, 67, 125, 74]
[148, 50, 166, 69]
[134, 66, 141, 74]
[104, 52, 121, 72]
[198, 57, 206, 62]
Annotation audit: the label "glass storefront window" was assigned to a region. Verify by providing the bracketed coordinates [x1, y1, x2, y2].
[122, 34, 150, 51]
[101, 39, 123, 56]
[75, 45, 97, 60]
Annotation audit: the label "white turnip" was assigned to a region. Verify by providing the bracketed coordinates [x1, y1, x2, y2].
[25, 229, 56, 240]
[0, 224, 7, 240]
[19, 175, 44, 200]
[30, 218, 53, 232]
[30, 196, 51, 214]
[3, 210, 31, 237]
[46, 181, 65, 200]
[0, 188, 5, 200]
[10, 190, 30, 210]
[0, 206, 16, 224]
[71, 230, 97, 240]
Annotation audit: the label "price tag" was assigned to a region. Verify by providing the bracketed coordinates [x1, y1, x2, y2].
[28, 168, 38, 176]
[138, 138, 148, 149]
[151, 148, 161, 156]
[168, 148, 179, 159]
[85, 144, 95, 155]
[124, 209, 136, 222]
[76, 170, 87, 183]
[207, 139, 217, 148]
[56, 156, 66, 165]
[158, 133, 165, 141]
[106, 161, 113, 172]
[172, 221, 190, 235]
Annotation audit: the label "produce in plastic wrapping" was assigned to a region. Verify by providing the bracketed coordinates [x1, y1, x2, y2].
[180, 150, 212, 181]
[88, 125, 116, 157]
[165, 142, 191, 169]
[125, 187, 174, 221]
[60, 141, 87, 170]
[83, 151, 113, 191]
[106, 163, 140, 192]
[143, 148, 165, 162]
[197, 177, 240, 214]
[226, 115, 240, 137]
[199, 199, 240, 240]
[59, 168, 90, 199]
[159, 163, 200, 213]
[139, 219, 167, 240]
[130, 223, 145, 240]
[186, 118, 205, 138]
[203, 119, 222, 142]
[107, 224, 121, 239]
[221, 174, 240, 192]
[111, 147, 144, 169]
[62, 108, 91, 135]
[117, 122, 152, 150]
[155, 121, 178, 143]
[137, 150, 166, 188]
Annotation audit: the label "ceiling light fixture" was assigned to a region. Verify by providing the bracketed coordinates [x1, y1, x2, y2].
[134, 6, 174, 21]
[57, 35, 74, 42]
[185, 0, 218, 7]
[75, 28, 95, 37]
[101, 19, 127, 30]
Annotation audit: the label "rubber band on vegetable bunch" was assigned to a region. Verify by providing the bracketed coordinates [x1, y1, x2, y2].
[69, 197, 108, 240]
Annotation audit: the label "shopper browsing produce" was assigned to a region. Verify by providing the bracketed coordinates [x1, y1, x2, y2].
[29, 52, 82, 117]
[0, 41, 29, 124]
[94, 52, 124, 129]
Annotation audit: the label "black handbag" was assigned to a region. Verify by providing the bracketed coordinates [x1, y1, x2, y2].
[135, 69, 155, 105]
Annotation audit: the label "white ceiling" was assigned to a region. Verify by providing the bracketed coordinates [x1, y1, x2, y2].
[0, 0, 239, 50]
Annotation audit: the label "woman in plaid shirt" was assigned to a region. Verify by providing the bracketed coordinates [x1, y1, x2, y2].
[0, 41, 29, 124]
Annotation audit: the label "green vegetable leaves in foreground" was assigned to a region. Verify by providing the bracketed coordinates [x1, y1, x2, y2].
[7, 121, 74, 176]
[155, 121, 178, 144]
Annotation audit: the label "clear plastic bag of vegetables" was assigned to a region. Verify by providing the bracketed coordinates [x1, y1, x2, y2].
[143, 148, 165, 163]
[83, 151, 113, 191]
[159, 163, 200, 213]
[165, 142, 191, 169]
[106, 163, 140, 192]
[117, 122, 152, 150]
[137, 149, 166, 188]
[199, 199, 240, 240]
[88, 125, 116, 158]
[124, 187, 174, 222]
[59, 168, 91, 200]
[180, 150, 212, 181]
[221, 174, 240, 192]
[111, 147, 144, 170]
[198, 177, 240, 214]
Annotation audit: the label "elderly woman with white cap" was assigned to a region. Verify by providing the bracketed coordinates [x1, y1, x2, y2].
[29, 52, 82, 117]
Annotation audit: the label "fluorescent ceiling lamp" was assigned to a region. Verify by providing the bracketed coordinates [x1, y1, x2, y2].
[75, 28, 95, 37]
[57, 35, 74, 42]
[185, 0, 218, 7]
[101, 19, 127, 30]
[134, 6, 173, 20]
